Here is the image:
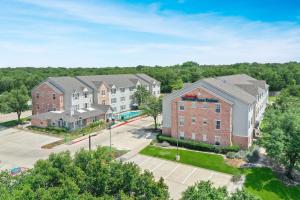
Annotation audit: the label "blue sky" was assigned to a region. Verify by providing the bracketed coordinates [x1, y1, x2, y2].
[0, 0, 300, 67]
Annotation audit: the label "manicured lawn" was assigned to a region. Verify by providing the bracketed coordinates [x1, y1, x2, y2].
[140, 145, 300, 200]
[140, 145, 239, 175]
[243, 168, 300, 200]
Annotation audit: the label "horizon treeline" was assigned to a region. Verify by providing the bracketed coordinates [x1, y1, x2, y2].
[0, 61, 299, 96]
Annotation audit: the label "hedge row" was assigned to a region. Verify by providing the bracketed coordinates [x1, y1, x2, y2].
[156, 134, 240, 154]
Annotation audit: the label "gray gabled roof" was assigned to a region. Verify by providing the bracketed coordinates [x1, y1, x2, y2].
[48, 77, 93, 93]
[202, 78, 256, 104]
[216, 74, 268, 97]
[76, 74, 159, 89]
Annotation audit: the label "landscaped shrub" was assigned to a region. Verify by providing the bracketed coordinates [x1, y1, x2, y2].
[231, 173, 242, 182]
[235, 150, 247, 159]
[245, 149, 260, 163]
[156, 135, 239, 154]
[226, 151, 236, 159]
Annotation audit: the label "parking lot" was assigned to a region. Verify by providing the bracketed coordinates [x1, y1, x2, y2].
[0, 128, 59, 170]
[127, 154, 240, 200]
[0, 116, 156, 171]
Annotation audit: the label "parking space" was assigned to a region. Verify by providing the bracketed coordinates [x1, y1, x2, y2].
[0, 128, 59, 170]
[127, 154, 239, 200]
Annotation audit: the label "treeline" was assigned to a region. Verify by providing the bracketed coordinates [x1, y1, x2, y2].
[0, 62, 299, 96]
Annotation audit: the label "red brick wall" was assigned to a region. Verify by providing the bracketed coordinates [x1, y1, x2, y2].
[232, 135, 249, 149]
[169, 87, 232, 146]
[31, 118, 48, 128]
[32, 83, 64, 115]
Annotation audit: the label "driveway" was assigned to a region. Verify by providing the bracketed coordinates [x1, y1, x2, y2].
[126, 154, 241, 200]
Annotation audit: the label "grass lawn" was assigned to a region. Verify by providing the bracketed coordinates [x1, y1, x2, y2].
[0, 118, 29, 127]
[243, 168, 300, 200]
[140, 145, 300, 200]
[140, 145, 239, 175]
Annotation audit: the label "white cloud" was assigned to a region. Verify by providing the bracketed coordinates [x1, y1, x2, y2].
[0, 0, 299, 67]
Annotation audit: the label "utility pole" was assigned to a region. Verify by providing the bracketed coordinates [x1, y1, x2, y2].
[88, 134, 91, 151]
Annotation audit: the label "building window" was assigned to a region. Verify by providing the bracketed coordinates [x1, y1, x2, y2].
[74, 105, 79, 110]
[102, 100, 105, 105]
[180, 131, 185, 139]
[120, 97, 125, 102]
[111, 98, 117, 104]
[215, 120, 221, 129]
[101, 90, 106, 96]
[36, 93, 39, 98]
[129, 95, 134, 100]
[129, 86, 135, 91]
[203, 118, 207, 125]
[191, 117, 196, 125]
[111, 88, 117, 94]
[179, 102, 184, 111]
[37, 104, 40, 110]
[52, 94, 56, 100]
[93, 117, 97, 122]
[85, 103, 88, 108]
[179, 116, 184, 126]
[120, 88, 125, 93]
[112, 107, 117, 112]
[215, 136, 221, 145]
[215, 104, 220, 113]
[192, 132, 196, 140]
[84, 92, 88, 98]
[192, 102, 197, 108]
[120, 105, 126, 110]
[203, 134, 207, 141]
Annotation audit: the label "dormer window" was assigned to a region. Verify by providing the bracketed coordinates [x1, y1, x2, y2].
[120, 88, 125, 93]
[84, 92, 88, 98]
[36, 93, 39, 98]
[111, 88, 116, 94]
[53, 94, 56, 100]
[101, 90, 106, 96]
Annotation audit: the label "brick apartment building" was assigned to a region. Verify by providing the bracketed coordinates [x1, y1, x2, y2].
[31, 74, 160, 130]
[162, 74, 268, 149]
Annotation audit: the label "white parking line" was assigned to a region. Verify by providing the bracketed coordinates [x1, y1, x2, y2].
[164, 164, 180, 179]
[181, 168, 197, 184]
[150, 160, 165, 172]
[139, 156, 152, 166]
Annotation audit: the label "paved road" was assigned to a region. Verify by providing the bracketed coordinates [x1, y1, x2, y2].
[0, 116, 156, 170]
[0, 111, 32, 123]
[126, 154, 241, 200]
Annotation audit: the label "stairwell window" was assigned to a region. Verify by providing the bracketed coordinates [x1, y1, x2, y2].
[215, 120, 221, 129]
[179, 102, 184, 111]
[215, 104, 220, 113]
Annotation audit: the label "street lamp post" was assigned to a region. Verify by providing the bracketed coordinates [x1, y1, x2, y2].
[88, 134, 91, 151]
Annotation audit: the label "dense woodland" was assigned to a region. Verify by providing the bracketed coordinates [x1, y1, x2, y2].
[0, 62, 299, 96]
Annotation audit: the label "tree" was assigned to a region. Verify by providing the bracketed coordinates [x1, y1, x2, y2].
[260, 109, 300, 179]
[0, 147, 169, 200]
[181, 181, 260, 200]
[170, 78, 184, 91]
[134, 85, 150, 107]
[181, 181, 228, 200]
[141, 96, 162, 130]
[2, 85, 29, 122]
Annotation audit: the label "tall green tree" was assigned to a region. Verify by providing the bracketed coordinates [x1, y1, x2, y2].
[260, 109, 300, 179]
[181, 181, 260, 200]
[2, 85, 29, 122]
[0, 147, 169, 200]
[134, 85, 150, 107]
[141, 96, 162, 130]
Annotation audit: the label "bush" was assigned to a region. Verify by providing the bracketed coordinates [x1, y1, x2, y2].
[246, 149, 260, 163]
[226, 152, 236, 159]
[156, 135, 239, 154]
[235, 150, 247, 159]
[231, 173, 242, 182]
